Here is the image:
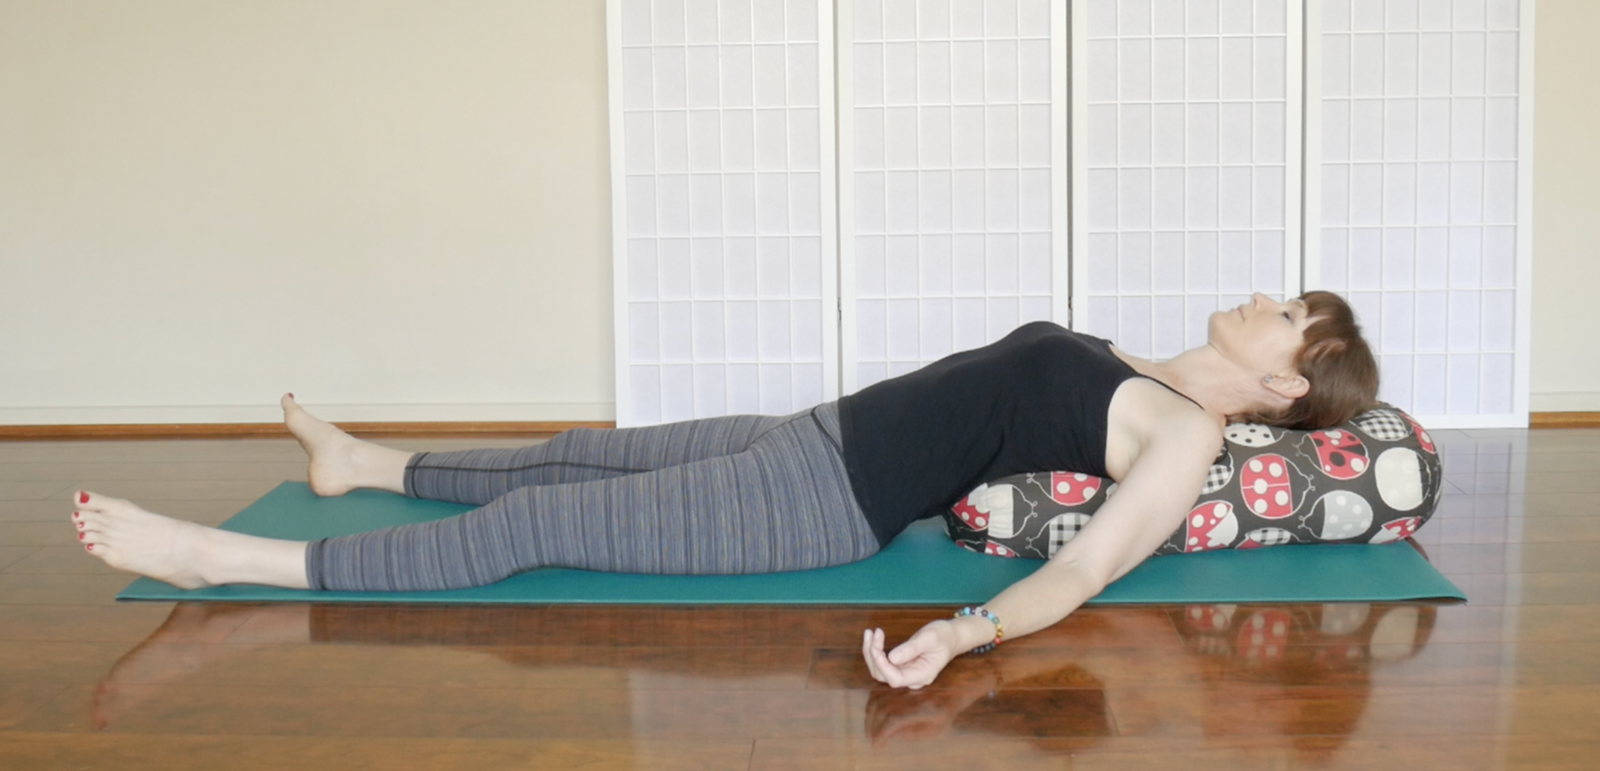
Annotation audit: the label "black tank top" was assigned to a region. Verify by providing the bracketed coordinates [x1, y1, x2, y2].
[838, 321, 1144, 546]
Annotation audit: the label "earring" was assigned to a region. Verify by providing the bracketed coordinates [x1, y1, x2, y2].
[1262, 374, 1274, 384]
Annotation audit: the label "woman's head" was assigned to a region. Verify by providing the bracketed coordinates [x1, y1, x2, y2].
[1280, 291, 1380, 428]
[1213, 291, 1379, 429]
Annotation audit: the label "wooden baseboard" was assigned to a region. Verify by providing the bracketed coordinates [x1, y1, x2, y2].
[1529, 412, 1600, 429]
[0, 421, 615, 441]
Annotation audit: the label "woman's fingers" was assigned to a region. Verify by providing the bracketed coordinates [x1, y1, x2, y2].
[870, 629, 919, 688]
[870, 644, 900, 686]
[862, 629, 885, 682]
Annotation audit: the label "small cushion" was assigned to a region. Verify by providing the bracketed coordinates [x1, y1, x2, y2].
[944, 405, 1444, 559]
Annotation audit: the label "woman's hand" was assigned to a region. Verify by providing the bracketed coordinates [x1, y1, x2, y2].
[861, 621, 959, 689]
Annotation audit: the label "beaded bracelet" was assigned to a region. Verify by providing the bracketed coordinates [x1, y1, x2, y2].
[954, 606, 1004, 654]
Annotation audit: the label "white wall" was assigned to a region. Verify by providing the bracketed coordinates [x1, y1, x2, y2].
[1, 0, 1595, 424]
[0, 0, 614, 424]
[1528, 0, 1600, 411]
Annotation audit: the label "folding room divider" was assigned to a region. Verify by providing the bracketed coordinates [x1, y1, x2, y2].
[607, 0, 1533, 429]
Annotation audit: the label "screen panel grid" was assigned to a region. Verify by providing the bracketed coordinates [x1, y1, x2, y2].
[1315, 0, 1521, 418]
[616, 0, 833, 425]
[848, 0, 1058, 390]
[1079, 0, 1296, 360]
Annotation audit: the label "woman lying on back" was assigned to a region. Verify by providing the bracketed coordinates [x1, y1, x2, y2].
[71, 291, 1377, 689]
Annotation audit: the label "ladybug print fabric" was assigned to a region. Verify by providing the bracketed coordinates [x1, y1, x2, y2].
[944, 405, 1444, 559]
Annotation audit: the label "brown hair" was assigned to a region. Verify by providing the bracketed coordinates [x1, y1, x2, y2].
[1237, 290, 1379, 430]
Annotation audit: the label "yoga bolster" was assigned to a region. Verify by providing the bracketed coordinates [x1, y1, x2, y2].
[944, 405, 1444, 559]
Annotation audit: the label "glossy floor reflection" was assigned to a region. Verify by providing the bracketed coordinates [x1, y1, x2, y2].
[1, 429, 1597, 769]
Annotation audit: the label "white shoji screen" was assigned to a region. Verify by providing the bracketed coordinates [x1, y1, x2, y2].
[608, 0, 839, 426]
[1071, 0, 1303, 358]
[840, 0, 1069, 392]
[1306, 0, 1533, 427]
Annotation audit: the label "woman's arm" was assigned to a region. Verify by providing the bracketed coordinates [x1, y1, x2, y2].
[863, 408, 1222, 689]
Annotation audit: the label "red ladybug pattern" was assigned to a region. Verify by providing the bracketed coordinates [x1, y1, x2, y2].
[1184, 501, 1239, 553]
[1307, 429, 1369, 480]
[1047, 472, 1101, 506]
[950, 498, 988, 531]
[1238, 454, 1302, 519]
[1370, 516, 1422, 545]
[1404, 415, 1436, 453]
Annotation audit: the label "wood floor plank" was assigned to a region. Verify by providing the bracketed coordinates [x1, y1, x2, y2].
[0, 546, 34, 571]
[1422, 542, 1600, 573]
[1106, 684, 1600, 739]
[0, 733, 755, 771]
[0, 480, 73, 502]
[76, 641, 816, 691]
[64, 479, 285, 502]
[1525, 429, 1600, 453]
[752, 737, 1104, 771]
[0, 573, 137, 605]
[3, 546, 123, 574]
[1519, 452, 1600, 473]
[1423, 604, 1600, 644]
[0, 498, 255, 525]
[17, 682, 870, 740]
[1510, 492, 1600, 519]
[1442, 571, 1600, 606]
[0, 683, 66, 730]
[751, 735, 1600, 771]
[0, 605, 178, 643]
[0, 521, 89, 548]
[0, 641, 147, 684]
[1511, 516, 1600, 542]
[1429, 492, 1600, 520]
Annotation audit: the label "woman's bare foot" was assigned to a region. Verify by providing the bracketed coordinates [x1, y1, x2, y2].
[73, 491, 310, 590]
[281, 393, 411, 496]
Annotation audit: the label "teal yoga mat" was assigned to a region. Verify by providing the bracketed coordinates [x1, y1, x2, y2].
[118, 482, 1465, 605]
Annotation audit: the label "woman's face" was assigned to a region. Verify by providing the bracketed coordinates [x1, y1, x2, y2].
[1208, 293, 1314, 378]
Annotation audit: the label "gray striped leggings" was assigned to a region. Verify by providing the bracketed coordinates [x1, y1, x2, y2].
[303, 403, 879, 591]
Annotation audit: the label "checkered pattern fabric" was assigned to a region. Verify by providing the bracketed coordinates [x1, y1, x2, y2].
[1201, 452, 1234, 494]
[1044, 513, 1091, 556]
[1352, 410, 1410, 442]
[1245, 528, 1296, 547]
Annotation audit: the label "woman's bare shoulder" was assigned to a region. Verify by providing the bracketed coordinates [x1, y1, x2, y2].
[1105, 379, 1222, 478]
[1111, 378, 1219, 430]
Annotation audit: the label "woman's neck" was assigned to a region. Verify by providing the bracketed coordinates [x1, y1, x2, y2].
[1111, 344, 1277, 421]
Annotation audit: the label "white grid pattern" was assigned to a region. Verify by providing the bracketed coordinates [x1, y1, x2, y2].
[844, 0, 1060, 391]
[611, 0, 836, 425]
[1311, 0, 1524, 421]
[1076, 0, 1300, 358]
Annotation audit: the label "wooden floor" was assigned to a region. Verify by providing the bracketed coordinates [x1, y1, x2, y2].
[1, 429, 1597, 770]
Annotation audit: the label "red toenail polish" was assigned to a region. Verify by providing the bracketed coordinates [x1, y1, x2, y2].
[86, 545, 93, 552]
[78, 533, 84, 540]
[77, 522, 84, 529]
[79, 492, 89, 504]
